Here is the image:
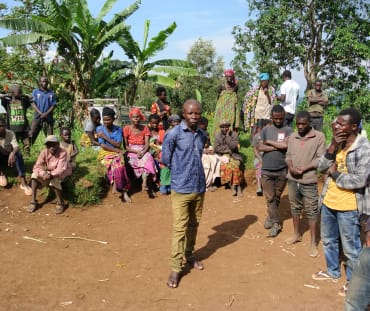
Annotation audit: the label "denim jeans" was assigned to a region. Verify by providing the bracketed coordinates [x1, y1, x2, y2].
[0, 151, 26, 177]
[261, 168, 287, 224]
[344, 247, 370, 311]
[321, 204, 361, 281]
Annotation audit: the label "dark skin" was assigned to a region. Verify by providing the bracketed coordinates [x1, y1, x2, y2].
[60, 129, 78, 158]
[86, 114, 101, 146]
[97, 116, 123, 154]
[258, 112, 288, 152]
[307, 82, 328, 106]
[286, 117, 314, 178]
[124, 114, 150, 158]
[260, 80, 272, 105]
[167, 100, 203, 289]
[30, 142, 64, 206]
[31, 77, 55, 120]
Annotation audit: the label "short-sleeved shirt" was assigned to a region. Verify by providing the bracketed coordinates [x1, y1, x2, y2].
[123, 125, 150, 145]
[280, 79, 300, 114]
[0, 129, 18, 154]
[31, 88, 57, 122]
[1, 96, 30, 132]
[96, 125, 122, 148]
[260, 125, 293, 170]
[84, 119, 97, 133]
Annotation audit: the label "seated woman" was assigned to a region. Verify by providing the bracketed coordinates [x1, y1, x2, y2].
[96, 107, 131, 203]
[198, 117, 220, 192]
[123, 108, 157, 198]
[214, 120, 243, 197]
[80, 108, 101, 149]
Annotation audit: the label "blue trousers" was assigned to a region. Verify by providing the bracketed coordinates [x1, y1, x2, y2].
[0, 151, 26, 177]
[321, 204, 361, 281]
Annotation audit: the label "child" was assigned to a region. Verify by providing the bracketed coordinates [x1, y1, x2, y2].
[60, 127, 79, 170]
[80, 108, 101, 149]
[198, 117, 220, 192]
[0, 117, 31, 195]
[1, 84, 31, 156]
[27, 135, 72, 214]
[214, 120, 243, 196]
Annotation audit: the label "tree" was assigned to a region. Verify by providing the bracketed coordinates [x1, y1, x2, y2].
[0, 0, 141, 99]
[232, 0, 370, 91]
[118, 19, 197, 107]
[187, 37, 224, 78]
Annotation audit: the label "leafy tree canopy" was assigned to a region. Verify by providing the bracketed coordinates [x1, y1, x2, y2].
[232, 0, 370, 92]
[186, 37, 224, 78]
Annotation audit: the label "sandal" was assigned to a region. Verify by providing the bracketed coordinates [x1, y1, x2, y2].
[27, 201, 38, 213]
[55, 202, 66, 214]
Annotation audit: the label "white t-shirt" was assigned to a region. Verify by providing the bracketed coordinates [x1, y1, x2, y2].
[280, 79, 300, 114]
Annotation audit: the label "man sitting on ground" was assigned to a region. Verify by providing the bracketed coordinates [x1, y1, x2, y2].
[27, 135, 72, 214]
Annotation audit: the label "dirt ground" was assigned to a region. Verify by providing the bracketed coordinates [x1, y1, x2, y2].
[0, 173, 347, 311]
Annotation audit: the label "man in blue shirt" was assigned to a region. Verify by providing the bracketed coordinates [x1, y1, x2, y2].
[162, 99, 207, 289]
[29, 76, 57, 144]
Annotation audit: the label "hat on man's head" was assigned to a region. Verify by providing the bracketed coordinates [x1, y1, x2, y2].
[259, 73, 270, 81]
[45, 135, 59, 144]
[220, 120, 231, 127]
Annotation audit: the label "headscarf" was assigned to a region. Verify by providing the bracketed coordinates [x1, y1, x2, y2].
[129, 107, 145, 121]
[224, 69, 235, 76]
[259, 73, 270, 81]
[102, 107, 115, 118]
[168, 114, 180, 122]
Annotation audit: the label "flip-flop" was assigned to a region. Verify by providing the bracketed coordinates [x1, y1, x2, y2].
[166, 271, 180, 288]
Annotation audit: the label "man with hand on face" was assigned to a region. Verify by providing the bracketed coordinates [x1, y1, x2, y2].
[258, 105, 293, 237]
[312, 108, 370, 298]
[162, 99, 207, 289]
[285, 111, 326, 257]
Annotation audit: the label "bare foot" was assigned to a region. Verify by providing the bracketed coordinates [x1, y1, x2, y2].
[166, 271, 180, 288]
[285, 235, 302, 245]
[122, 192, 132, 203]
[309, 244, 319, 257]
[187, 257, 204, 270]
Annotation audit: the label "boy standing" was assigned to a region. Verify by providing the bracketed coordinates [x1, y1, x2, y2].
[285, 111, 326, 257]
[29, 77, 57, 144]
[1, 85, 31, 156]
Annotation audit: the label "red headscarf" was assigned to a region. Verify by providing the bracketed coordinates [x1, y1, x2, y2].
[224, 69, 235, 76]
[129, 107, 145, 121]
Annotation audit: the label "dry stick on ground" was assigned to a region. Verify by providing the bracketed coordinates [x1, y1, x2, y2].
[23, 236, 47, 243]
[48, 234, 108, 245]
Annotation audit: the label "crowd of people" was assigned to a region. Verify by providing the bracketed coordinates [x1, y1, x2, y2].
[0, 72, 369, 309]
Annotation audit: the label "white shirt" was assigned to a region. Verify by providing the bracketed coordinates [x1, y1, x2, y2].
[280, 79, 300, 114]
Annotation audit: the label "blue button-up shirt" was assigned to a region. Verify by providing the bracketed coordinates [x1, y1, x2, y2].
[162, 121, 206, 194]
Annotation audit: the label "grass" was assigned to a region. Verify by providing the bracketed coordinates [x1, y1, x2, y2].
[1, 126, 106, 206]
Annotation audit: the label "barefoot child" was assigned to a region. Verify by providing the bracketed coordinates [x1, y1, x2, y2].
[60, 127, 78, 170]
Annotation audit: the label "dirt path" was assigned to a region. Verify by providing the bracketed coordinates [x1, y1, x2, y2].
[0, 177, 345, 311]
